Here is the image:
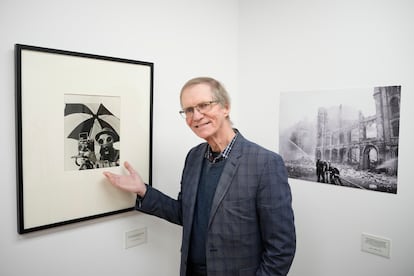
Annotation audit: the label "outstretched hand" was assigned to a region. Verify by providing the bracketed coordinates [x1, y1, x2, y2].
[103, 161, 147, 197]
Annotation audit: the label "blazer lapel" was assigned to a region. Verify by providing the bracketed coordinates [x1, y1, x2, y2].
[183, 144, 207, 228]
[207, 135, 243, 229]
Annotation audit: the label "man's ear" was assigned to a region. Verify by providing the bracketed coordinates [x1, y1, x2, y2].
[224, 104, 230, 117]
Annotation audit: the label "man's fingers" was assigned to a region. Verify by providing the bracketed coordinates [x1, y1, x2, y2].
[104, 172, 122, 186]
[124, 161, 136, 176]
[103, 172, 115, 183]
[103, 171, 110, 179]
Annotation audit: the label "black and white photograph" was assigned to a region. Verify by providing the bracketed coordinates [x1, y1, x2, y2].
[15, 44, 153, 233]
[279, 85, 401, 194]
[64, 94, 121, 171]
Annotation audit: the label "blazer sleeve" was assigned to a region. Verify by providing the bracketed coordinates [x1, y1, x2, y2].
[134, 144, 203, 226]
[256, 153, 296, 276]
[136, 185, 183, 226]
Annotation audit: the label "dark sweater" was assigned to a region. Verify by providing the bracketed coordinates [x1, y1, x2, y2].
[188, 158, 226, 267]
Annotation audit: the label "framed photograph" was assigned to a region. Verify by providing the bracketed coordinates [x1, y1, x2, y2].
[279, 85, 400, 194]
[15, 44, 153, 234]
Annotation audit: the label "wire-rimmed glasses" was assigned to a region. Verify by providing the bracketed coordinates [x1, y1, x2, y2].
[179, 101, 219, 119]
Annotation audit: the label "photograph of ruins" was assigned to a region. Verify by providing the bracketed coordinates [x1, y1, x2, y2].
[279, 85, 400, 194]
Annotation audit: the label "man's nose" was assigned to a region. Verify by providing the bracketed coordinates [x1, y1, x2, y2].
[191, 108, 204, 120]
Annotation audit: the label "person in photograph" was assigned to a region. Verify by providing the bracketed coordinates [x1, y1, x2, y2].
[95, 127, 119, 167]
[329, 166, 343, 185]
[316, 158, 325, 182]
[103, 77, 296, 276]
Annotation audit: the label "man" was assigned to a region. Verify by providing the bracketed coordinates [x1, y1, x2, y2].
[103, 77, 296, 276]
[316, 159, 325, 182]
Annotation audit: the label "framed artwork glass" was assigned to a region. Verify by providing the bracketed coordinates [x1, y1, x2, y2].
[15, 44, 153, 233]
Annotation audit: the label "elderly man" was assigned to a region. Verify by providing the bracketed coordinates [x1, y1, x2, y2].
[103, 77, 296, 276]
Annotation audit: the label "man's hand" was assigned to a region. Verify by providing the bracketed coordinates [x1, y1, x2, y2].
[103, 161, 147, 197]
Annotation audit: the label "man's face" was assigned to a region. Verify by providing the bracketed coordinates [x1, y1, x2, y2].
[180, 83, 229, 140]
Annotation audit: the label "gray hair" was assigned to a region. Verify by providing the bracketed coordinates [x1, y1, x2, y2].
[180, 77, 231, 106]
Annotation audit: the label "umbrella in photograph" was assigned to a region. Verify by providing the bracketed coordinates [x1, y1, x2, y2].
[64, 103, 120, 142]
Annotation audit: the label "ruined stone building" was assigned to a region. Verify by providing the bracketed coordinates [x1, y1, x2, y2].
[315, 86, 400, 175]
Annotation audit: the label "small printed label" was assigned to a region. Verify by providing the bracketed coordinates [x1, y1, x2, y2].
[125, 227, 147, 249]
[361, 233, 391, 258]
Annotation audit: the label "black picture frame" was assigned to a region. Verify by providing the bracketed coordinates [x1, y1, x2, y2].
[15, 44, 153, 234]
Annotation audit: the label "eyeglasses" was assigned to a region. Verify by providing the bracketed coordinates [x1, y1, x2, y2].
[179, 101, 218, 119]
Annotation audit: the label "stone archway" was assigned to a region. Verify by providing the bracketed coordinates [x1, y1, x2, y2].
[362, 145, 379, 170]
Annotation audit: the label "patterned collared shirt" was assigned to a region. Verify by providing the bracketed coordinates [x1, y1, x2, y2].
[205, 130, 239, 163]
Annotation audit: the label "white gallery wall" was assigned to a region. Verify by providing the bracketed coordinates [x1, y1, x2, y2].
[238, 0, 414, 275]
[0, 0, 238, 275]
[1, 0, 413, 276]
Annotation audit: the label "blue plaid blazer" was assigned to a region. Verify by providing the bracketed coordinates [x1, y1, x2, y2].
[137, 133, 296, 276]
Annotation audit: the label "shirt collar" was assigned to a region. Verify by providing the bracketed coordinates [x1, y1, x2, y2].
[205, 130, 239, 163]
